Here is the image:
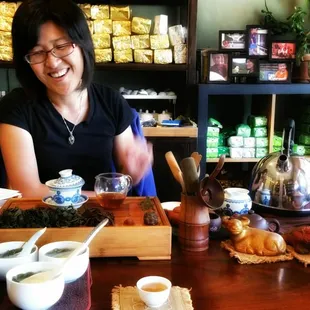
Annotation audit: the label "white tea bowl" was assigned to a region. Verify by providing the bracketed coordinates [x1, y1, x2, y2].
[136, 276, 172, 308]
[39, 241, 89, 283]
[0, 241, 38, 280]
[6, 261, 64, 310]
[45, 169, 85, 207]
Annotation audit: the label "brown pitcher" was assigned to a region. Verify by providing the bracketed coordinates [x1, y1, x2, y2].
[178, 193, 210, 252]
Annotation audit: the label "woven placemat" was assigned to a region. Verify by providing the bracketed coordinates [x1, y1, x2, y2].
[111, 285, 194, 310]
[286, 245, 310, 267]
[221, 240, 294, 264]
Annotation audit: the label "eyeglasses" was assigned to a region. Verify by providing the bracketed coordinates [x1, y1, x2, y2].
[24, 42, 76, 64]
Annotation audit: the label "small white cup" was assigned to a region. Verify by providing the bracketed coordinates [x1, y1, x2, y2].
[136, 276, 171, 308]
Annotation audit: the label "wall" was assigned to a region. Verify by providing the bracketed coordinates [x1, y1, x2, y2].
[197, 0, 309, 48]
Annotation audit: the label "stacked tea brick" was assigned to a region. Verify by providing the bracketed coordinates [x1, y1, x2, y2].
[0, 2, 20, 61]
[79, 4, 187, 64]
[206, 126, 220, 158]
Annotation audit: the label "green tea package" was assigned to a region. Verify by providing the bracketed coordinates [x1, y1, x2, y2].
[255, 147, 268, 158]
[255, 137, 268, 148]
[272, 146, 281, 152]
[244, 137, 255, 148]
[206, 147, 218, 158]
[251, 126, 268, 137]
[304, 145, 310, 155]
[218, 133, 225, 146]
[236, 124, 251, 137]
[248, 115, 268, 127]
[273, 134, 283, 147]
[218, 146, 229, 156]
[207, 126, 220, 137]
[227, 136, 243, 148]
[208, 117, 223, 129]
[292, 144, 305, 155]
[206, 137, 219, 148]
[299, 134, 310, 145]
[242, 148, 255, 158]
[229, 147, 243, 159]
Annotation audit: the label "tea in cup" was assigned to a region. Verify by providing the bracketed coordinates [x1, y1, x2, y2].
[136, 276, 171, 308]
[94, 173, 132, 208]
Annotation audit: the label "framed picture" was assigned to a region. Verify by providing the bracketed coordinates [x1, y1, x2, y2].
[219, 30, 246, 52]
[231, 56, 258, 77]
[246, 25, 268, 57]
[269, 40, 296, 61]
[258, 61, 291, 83]
[207, 51, 230, 83]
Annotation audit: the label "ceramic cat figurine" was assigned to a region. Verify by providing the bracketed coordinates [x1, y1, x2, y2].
[222, 216, 286, 256]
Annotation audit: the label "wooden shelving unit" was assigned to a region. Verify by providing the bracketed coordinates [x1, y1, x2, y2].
[198, 84, 310, 177]
[143, 126, 197, 137]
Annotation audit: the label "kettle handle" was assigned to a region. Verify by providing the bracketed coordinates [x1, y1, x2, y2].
[282, 118, 295, 155]
[268, 219, 281, 233]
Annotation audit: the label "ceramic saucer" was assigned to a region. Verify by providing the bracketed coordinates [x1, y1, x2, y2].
[42, 194, 89, 209]
[161, 201, 181, 211]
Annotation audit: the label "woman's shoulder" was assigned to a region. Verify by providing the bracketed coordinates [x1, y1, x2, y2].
[1, 88, 28, 104]
[90, 83, 123, 102]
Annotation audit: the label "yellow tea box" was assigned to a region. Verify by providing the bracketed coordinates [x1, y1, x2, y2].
[131, 35, 150, 49]
[153, 15, 168, 35]
[168, 25, 185, 46]
[131, 17, 152, 35]
[0, 2, 16, 17]
[0, 17, 12, 32]
[95, 48, 112, 63]
[154, 49, 172, 64]
[110, 6, 131, 21]
[93, 19, 112, 34]
[79, 4, 91, 19]
[134, 49, 153, 63]
[112, 21, 131, 36]
[112, 35, 132, 50]
[92, 33, 111, 49]
[114, 49, 133, 63]
[150, 34, 170, 50]
[0, 31, 11, 47]
[0, 46, 12, 61]
[173, 44, 187, 64]
[90, 5, 109, 20]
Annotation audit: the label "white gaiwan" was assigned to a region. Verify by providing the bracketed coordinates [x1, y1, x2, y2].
[44, 169, 86, 208]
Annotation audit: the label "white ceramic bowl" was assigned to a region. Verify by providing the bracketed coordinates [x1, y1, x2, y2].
[39, 241, 89, 283]
[136, 276, 172, 308]
[6, 261, 64, 310]
[0, 241, 38, 280]
[45, 169, 85, 207]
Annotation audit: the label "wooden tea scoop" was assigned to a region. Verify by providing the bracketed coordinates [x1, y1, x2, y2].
[165, 151, 186, 193]
[199, 155, 225, 209]
[191, 151, 202, 178]
[180, 157, 199, 195]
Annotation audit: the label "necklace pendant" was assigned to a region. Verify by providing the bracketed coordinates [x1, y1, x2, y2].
[68, 134, 75, 145]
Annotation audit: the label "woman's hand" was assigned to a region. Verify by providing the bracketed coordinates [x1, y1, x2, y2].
[114, 127, 153, 185]
[123, 136, 153, 184]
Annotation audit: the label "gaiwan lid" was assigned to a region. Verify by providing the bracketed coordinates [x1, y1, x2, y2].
[45, 169, 85, 189]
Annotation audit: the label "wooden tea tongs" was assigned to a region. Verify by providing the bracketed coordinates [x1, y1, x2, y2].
[165, 151, 186, 193]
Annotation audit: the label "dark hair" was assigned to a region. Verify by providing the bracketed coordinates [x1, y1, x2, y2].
[12, 0, 94, 98]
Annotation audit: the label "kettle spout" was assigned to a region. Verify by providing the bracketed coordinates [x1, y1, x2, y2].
[276, 154, 290, 172]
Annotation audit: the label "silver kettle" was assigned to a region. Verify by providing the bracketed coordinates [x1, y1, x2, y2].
[249, 119, 310, 212]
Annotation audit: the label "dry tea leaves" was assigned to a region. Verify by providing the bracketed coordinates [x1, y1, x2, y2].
[0, 206, 114, 228]
[140, 196, 155, 212]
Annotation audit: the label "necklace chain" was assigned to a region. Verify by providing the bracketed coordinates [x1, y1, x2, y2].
[50, 93, 83, 145]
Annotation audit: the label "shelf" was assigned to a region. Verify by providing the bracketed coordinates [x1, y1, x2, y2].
[95, 63, 188, 71]
[123, 95, 177, 100]
[207, 158, 260, 163]
[74, 0, 188, 5]
[198, 84, 310, 95]
[143, 126, 197, 137]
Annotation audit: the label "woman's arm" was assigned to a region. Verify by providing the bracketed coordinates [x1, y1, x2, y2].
[114, 126, 153, 185]
[0, 123, 49, 197]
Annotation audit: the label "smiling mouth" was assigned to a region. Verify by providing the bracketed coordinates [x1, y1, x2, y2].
[49, 68, 69, 78]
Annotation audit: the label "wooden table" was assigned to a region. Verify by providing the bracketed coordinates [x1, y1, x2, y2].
[88, 237, 310, 310]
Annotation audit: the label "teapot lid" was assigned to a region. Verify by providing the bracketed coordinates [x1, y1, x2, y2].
[45, 169, 85, 189]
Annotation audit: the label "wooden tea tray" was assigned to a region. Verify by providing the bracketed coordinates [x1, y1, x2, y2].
[0, 197, 172, 260]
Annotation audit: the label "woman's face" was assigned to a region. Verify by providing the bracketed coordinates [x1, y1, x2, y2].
[29, 21, 84, 97]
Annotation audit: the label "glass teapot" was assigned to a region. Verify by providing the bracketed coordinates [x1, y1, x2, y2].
[249, 119, 310, 212]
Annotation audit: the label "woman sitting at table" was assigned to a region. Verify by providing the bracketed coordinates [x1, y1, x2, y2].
[0, 0, 155, 198]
